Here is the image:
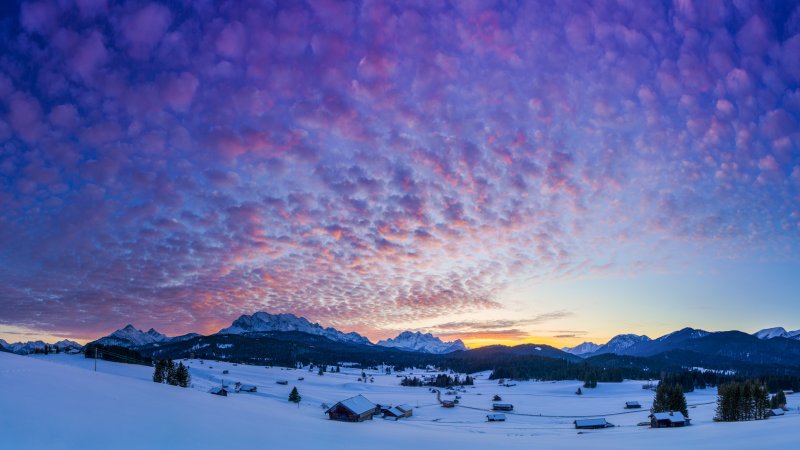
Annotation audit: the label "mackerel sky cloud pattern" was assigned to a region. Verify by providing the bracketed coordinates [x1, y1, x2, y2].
[0, 0, 798, 341]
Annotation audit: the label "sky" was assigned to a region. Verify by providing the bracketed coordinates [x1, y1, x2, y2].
[0, 0, 799, 348]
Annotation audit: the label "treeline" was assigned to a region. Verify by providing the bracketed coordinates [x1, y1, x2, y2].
[664, 371, 800, 394]
[400, 374, 474, 387]
[714, 381, 770, 422]
[84, 344, 151, 366]
[152, 360, 190, 387]
[488, 358, 637, 383]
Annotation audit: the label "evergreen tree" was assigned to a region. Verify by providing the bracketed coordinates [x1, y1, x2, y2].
[175, 362, 190, 388]
[576, 388, 582, 395]
[166, 360, 178, 386]
[651, 382, 671, 414]
[153, 360, 165, 383]
[318, 366, 324, 376]
[288, 387, 302, 405]
[770, 390, 787, 409]
[667, 384, 689, 417]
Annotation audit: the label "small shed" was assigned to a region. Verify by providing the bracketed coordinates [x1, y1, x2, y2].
[625, 401, 642, 409]
[326, 395, 377, 422]
[649, 412, 689, 428]
[382, 407, 406, 420]
[768, 409, 786, 417]
[574, 418, 613, 429]
[441, 400, 456, 408]
[238, 384, 257, 392]
[395, 405, 413, 418]
[487, 413, 506, 422]
[276, 380, 288, 385]
[492, 403, 514, 411]
[208, 387, 228, 397]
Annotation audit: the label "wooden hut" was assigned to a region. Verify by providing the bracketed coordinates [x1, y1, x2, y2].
[441, 400, 456, 408]
[208, 387, 228, 397]
[768, 409, 786, 417]
[649, 412, 689, 428]
[492, 403, 514, 411]
[382, 407, 406, 420]
[487, 413, 506, 422]
[395, 405, 414, 417]
[326, 395, 377, 422]
[574, 418, 613, 429]
[625, 401, 642, 409]
[237, 384, 257, 392]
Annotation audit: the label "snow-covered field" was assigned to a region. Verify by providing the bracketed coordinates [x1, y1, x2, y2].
[1, 352, 798, 449]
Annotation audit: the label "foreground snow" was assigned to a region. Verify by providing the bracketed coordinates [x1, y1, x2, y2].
[1, 353, 798, 449]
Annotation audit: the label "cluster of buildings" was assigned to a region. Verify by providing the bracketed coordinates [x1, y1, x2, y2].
[325, 395, 413, 422]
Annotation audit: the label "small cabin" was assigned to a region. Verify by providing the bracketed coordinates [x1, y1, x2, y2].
[574, 418, 613, 429]
[276, 380, 288, 385]
[487, 413, 506, 422]
[208, 387, 228, 397]
[222, 370, 229, 374]
[326, 395, 377, 422]
[492, 403, 514, 411]
[381, 406, 407, 420]
[395, 405, 413, 418]
[768, 409, 785, 417]
[650, 412, 689, 428]
[238, 384, 257, 392]
[625, 401, 642, 409]
[441, 400, 456, 408]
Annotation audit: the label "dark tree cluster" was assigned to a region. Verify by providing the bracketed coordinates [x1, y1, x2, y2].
[153, 360, 190, 388]
[714, 381, 770, 422]
[400, 374, 474, 387]
[769, 390, 787, 409]
[583, 373, 598, 388]
[651, 383, 689, 417]
[84, 344, 151, 366]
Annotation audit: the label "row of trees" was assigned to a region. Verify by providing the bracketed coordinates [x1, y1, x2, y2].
[714, 381, 771, 422]
[152, 360, 190, 388]
[400, 374, 474, 387]
[31, 344, 60, 354]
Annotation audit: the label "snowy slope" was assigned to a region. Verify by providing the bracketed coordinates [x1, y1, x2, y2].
[218, 312, 372, 345]
[377, 331, 466, 354]
[561, 342, 601, 357]
[4, 352, 799, 450]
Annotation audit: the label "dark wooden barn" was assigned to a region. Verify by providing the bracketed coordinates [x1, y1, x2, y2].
[326, 395, 377, 422]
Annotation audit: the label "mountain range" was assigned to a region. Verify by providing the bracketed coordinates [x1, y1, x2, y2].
[561, 326, 800, 360]
[0, 338, 82, 355]
[377, 331, 466, 354]
[87, 312, 467, 355]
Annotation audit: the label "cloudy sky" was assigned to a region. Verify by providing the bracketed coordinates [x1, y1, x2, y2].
[0, 0, 799, 347]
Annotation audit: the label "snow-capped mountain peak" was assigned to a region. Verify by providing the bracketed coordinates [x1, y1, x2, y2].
[657, 327, 710, 341]
[217, 312, 372, 346]
[754, 327, 800, 340]
[93, 324, 171, 348]
[376, 331, 466, 354]
[592, 334, 651, 356]
[561, 342, 601, 357]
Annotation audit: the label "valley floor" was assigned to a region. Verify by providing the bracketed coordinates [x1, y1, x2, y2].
[1, 352, 798, 449]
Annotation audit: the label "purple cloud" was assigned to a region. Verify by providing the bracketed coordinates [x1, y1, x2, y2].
[0, 0, 798, 342]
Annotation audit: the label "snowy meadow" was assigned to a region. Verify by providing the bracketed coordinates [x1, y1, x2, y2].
[1, 352, 797, 450]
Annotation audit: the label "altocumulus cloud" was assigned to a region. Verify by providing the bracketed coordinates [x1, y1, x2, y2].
[0, 0, 798, 339]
